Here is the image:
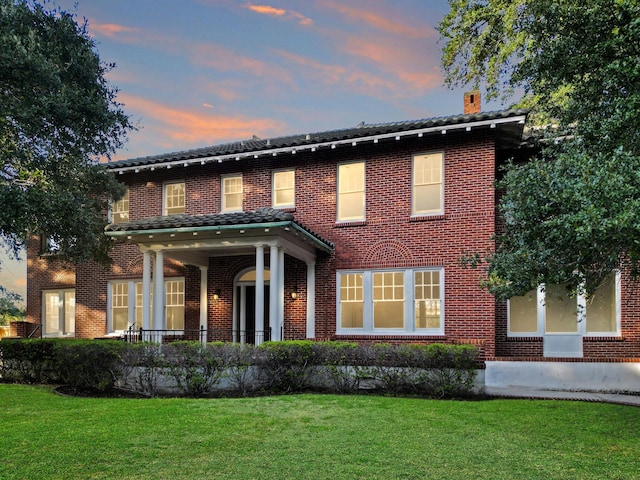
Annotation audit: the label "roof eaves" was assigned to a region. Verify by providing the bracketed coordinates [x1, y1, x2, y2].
[106, 109, 528, 174]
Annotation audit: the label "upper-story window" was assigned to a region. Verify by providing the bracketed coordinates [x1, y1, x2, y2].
[273, 169, 295, 208]
[222, 174, 243, 212]
[164, 181, 185, 215]
[111, 188, 129, 224]
[412, 152, 443, 215]
[337, 162, 365, 221]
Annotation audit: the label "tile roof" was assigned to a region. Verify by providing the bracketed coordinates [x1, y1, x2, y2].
[106, 109, 528, 171]
[105, 208, 334, 250]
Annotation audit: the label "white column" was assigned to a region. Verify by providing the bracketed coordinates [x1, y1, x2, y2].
[153, 250, 165, 330]
[199, 266, 208, 343]
[142, 251, 151, 330]
[255, 245, 265, 344]
[269, 245, 279, 341]
[306, 260, 316, 339]
[278, 248, 285, 340]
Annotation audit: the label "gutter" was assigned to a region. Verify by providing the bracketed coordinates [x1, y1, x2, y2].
[105, 220, 334, 252]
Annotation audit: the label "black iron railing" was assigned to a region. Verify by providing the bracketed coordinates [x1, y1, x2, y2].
[123, 326, 271, 344]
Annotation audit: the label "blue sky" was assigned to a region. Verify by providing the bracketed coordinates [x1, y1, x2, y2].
[1, 0, 511, 300]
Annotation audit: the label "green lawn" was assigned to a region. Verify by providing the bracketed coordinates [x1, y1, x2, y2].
[1, 384, 639, 479]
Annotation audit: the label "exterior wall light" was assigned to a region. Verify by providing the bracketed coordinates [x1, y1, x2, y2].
[212, 289, 221, 302]
[291, 287, 298, 300]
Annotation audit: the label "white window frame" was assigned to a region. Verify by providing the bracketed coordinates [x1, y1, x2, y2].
[336, 268, 444, 336]
[411, 151, 444, 216]
[337, 161, 365, 222]
[42, 289, 75, 337]
[110, 187, 130, 224]
[163, 181, 185, 215]
[507, 272, 622, 337]
[107, 278, 183, 333]
[222, 174, 243, 212]
[272, 169, 295, 208]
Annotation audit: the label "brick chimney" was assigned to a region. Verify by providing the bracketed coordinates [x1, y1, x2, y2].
[464, 90, 481, 114]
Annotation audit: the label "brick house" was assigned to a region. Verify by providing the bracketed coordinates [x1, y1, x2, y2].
[26, 93, 640, 390]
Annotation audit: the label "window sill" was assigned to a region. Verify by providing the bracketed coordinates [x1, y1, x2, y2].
[410, 214, 446, 222]
[273, 206, 296, 213]
[336, 331, 445, 337]
[334, 220, 367, 228]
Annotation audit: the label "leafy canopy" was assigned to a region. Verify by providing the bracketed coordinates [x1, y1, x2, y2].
[0, 0, 132, 267]
[439, 0, 640, 299]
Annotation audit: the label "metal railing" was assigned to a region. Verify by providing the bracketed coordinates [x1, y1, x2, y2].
[123, 326, 271, 344]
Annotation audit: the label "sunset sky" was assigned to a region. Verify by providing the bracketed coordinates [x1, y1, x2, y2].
[1, 0, 512, 301]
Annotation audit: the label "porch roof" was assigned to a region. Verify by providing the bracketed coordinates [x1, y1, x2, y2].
[104, 208, 334, 254]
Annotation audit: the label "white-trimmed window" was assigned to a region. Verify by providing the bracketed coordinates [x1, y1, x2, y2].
[43, 289, 75, 337]
[273, 169, 295, 208]
[337, 268, 444, 335]
[412, 152, 443, 215]
[222, 174, 243, 212]
[337, 162, 365, 221]
[111, 188, 129, 224]
[164, 181, 185, 215]
[108, 279, 183, 332]
[508, 272, 620, 336]
[165, 280, 185, 330]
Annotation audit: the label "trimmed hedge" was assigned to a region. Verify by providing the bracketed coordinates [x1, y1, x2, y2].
[0, 339, 479, 398]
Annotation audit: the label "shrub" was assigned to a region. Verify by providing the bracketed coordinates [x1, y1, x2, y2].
[54, 340, 126, 392]
[163, 342, 228, 397]
[223, 343, 257, 396]
[119, 342, 165, 397]
[256, 341, 317, 393]
[0, 338, 61, 384]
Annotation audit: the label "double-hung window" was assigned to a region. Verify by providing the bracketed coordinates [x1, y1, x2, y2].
[43, 289, 75, 337]
[164, 181, 185, 215]
[111, 188, 129, 223]
[412, 152, 443, 215]
[108, 279, 183, 332]
[508, 272, 620, 336]
[337, 162, 365, 221]
[337, 268, 443, 335]
[222, 174, 243, 212]
[273, 169, 295, 208]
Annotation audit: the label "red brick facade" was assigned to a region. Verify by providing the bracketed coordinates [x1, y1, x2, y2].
[25, 109, 640, 365]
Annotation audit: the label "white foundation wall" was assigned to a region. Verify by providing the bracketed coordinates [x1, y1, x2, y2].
[485, 361, 640, 393]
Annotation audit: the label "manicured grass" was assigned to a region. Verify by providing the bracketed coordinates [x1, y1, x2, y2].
[1, 385, 639, 479]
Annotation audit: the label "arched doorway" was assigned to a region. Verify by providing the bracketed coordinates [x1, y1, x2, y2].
[234, 268, 270, 344]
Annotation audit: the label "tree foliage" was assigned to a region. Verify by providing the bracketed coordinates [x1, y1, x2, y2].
[0, 0, 132, 266]
[439, 0, 640, 299]
[0, 286, 24, 325]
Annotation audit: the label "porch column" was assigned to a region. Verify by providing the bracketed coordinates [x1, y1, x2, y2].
[199, 266, 208, 343]
[278, 248, 285, 340]
[269, 245, 280, 341]
[153, 250, 165, 330]
[142, 250, 151, 330]
[306, 260, 316, 339]
[255, 245, 265, 344]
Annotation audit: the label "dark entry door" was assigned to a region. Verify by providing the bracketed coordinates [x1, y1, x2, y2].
[239, 285, 270, 344]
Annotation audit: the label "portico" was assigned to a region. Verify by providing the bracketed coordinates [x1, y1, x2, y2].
[105, 209, 332, 344]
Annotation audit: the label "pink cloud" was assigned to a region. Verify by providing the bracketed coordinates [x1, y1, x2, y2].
[89, 21, 138, 38]
[118, 94, 287, 147]
[244, 3, 313, 25]
[190, 43, 294, 86]
[318, 0, 434, 38]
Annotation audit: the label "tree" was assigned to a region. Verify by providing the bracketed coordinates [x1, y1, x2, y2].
[439, 0, 640, 299]
[0, 286, 24, 325]
[0, 0, 132, 267]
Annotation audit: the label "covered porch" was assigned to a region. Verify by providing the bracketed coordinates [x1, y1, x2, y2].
[105, 208, 333, 344]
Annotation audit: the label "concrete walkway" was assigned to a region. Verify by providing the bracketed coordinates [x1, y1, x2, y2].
[485, 386, 640, 407]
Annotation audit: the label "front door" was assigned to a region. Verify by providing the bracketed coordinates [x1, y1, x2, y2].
[235, 284, 270, 344]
